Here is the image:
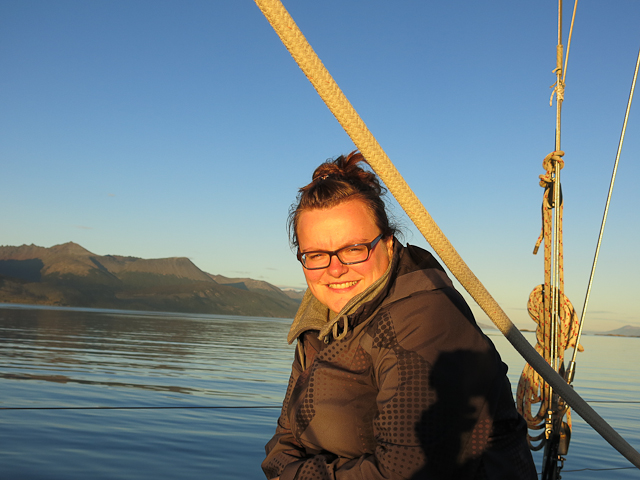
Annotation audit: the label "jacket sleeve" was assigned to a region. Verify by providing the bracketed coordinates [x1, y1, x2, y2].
[262, 341, 311, 480]
[265, 288, 506, 480]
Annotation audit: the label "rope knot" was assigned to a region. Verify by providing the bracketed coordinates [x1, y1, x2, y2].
[549, 71, 566, 106]
[542, 150, 565, 171]
[539, 150, 565, 188]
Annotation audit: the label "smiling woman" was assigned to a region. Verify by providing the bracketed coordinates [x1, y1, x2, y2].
[288, 152, 396, 314]
[262, 152, 537, 480]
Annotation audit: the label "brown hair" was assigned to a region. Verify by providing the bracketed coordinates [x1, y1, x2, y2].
[287, 151, 397, 248]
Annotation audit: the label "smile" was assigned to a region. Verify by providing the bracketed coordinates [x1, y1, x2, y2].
[327, 280, 359, 290]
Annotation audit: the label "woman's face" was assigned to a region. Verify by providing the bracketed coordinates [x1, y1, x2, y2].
[297, 199, 393, 313]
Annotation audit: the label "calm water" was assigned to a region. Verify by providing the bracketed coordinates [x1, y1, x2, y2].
[1, 304, 638, 479]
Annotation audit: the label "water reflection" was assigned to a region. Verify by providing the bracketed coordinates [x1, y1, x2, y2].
[0, 305, 294, 405]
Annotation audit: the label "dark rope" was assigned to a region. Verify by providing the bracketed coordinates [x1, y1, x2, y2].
[562, 466, 639, 473]
[536, 466, 639, 477]
[2, 400, 638, 411]
[586, 400, 640, 404]
[0, 405, 282, 410]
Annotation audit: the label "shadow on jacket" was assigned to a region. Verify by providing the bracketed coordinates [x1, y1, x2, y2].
[410, 349, 536, 480]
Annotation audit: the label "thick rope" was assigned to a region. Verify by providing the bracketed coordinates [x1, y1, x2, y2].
[254, 0, 640, 469]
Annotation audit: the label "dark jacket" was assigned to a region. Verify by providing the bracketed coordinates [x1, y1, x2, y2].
[263, 242, 536, 479]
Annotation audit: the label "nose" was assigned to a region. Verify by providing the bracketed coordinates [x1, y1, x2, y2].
[327, 253, 348, 277]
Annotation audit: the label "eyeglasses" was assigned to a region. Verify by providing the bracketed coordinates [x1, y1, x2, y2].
[297, 234, 384, 270]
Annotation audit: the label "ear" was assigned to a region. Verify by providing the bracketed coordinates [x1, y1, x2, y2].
[384, 236, 394, 259]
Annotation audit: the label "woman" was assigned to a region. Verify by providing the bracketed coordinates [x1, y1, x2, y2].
[262, 152, 536, 480]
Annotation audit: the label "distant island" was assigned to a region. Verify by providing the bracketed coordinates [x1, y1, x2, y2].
[595, 325, 640, 338]
[479, 322, 639, 338]
[0, 242, 303, 318]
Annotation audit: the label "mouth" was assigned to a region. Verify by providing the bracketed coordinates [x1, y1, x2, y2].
[326, 280, 359, 290]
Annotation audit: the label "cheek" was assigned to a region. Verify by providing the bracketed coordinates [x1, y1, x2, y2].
[368, 257, 390, 280]
[303, 268, 322, 284]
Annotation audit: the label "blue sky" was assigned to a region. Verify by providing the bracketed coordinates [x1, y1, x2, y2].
[1, 1, 638, 331]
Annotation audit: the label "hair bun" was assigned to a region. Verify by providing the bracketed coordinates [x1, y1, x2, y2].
[311, 151, 382, 195]
[311, 162, 343, 182]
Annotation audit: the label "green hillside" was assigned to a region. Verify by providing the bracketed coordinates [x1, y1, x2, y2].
[0, 242, 301, 318]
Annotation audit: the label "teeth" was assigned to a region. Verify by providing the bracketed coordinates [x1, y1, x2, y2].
[327, 281, 358, 290]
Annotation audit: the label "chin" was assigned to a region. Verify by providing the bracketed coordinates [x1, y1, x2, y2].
[329, 303, 346, 314]
[328, 295, 356, 314]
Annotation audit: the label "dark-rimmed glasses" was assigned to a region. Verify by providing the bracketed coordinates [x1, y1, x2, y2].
[297, 234, 384, 270]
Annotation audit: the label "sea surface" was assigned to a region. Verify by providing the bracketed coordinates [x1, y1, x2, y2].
[1, 304, 638, 479]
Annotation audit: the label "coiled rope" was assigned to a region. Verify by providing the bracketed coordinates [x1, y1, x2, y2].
[516, 151, 583, 450]
[253, 0, 640, 469]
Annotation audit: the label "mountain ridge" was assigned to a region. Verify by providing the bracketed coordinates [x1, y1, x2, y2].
[0, 242, 301, 318]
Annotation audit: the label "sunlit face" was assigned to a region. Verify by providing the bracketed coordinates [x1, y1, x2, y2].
[296, 199, 394, 313]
